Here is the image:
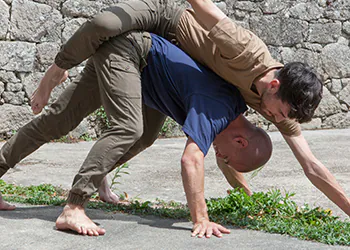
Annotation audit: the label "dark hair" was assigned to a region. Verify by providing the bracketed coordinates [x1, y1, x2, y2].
[276, 62, 323, 123]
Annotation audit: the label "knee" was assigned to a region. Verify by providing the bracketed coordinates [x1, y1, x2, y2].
[90, 11, 122, 37]
[109, 122, 144, 142]
[133, 124, 144, 142]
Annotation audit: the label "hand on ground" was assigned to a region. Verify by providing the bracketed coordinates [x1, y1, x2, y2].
[191, 219, 230, 238]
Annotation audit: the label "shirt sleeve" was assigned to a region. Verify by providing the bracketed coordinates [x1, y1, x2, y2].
[207, 17, 254, 59]
[182, 95, 246, 155]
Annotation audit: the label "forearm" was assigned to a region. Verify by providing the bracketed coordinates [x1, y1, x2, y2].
[186, 0, 226, 30]
[304, 160, 350, 216]
[283, 134, 350, 216]
[181, 161, 209, 222]
[216, 157, 252, 195]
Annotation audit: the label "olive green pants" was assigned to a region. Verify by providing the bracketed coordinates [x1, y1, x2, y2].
[0, 0, 184, 206]
[0, 32, 160, 206]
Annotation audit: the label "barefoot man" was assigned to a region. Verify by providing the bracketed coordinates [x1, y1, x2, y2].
[0, 31, 272, 237]
[30, 0, 350, 218]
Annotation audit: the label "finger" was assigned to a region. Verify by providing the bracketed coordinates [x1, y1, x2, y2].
[206, 226, 213, 238]
[198, 227, 206, 238]
[212, 227, 223, 238]
[191, 225, 201, 237]
[216, 224, 231, 234]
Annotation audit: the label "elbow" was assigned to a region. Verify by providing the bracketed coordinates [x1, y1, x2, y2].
[302, 160, 323, 179]
[181, 152, 203, 174]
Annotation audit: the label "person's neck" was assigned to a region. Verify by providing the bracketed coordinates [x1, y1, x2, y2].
[253, 69, 279, 96]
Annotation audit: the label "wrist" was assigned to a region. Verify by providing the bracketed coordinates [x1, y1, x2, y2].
[193, 210, 209, 223]
[50, 63, 66, 74]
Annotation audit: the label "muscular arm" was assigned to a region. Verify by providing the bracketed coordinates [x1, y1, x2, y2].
[283, 133, 350, 216]
[186, 0, 226, 30]
[181, 137, 230, 238]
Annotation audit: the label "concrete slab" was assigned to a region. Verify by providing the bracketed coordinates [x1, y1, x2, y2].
[0, 204, 348, 250]
[0, 129, 349, 249]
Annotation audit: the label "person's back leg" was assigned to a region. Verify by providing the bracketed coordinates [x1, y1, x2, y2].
[56, 32, 149, 236]
[0, 60, 101, 210]
[99, 104, 166, 203]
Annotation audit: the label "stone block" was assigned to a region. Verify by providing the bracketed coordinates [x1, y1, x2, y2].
[36, 42, 61, 69]
[321, 43, 350, 78]
[308, 22, 341, 44]
[250, 15, 308, 46]
[0, 81, 4, 94]
[322, 112, 350, 129]
[0, 0, 9, 39]
[0, 71, 20, 83]
[2, 91, 25, 105]
[288, 2, 323, 21]
[0, 104, 34, 133]
[10, 0, 62, 42]
[300, 118, 322, 130]
[339, 84, 350, 107]
[0, 41, 36, 72]
[6, 82, 23, 92]
[62, 0, 104, 18]
[314, 87, 342, 118]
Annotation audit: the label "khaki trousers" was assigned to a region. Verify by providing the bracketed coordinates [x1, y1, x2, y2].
[0, 32, 160, 205]
[0, 0, 183, 205]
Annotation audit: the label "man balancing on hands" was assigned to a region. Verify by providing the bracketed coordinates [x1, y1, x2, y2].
[30, 0, 350, 218]
[0, 30, 272, 237]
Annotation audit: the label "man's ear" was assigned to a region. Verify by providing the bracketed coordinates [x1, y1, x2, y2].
[268, 79, 281, 95]
[233, 137, 248, 148]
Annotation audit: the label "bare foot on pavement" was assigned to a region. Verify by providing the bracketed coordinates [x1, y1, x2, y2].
[0, 194, 16, 210]
[56, 204, 106, 236]
[31, 64, 68, 115]
[98, 176, 120, 204]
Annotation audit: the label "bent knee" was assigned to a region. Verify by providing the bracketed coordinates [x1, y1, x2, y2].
[90, 11, 123, 37]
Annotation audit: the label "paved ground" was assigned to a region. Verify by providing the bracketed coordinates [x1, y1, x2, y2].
[0, 129, 349, 249]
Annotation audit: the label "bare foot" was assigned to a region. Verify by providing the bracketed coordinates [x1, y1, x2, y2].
[56, 204, 106, 236]
[98, 176, 120, 204]
[0, 194, 16, 210]
[31, 63, 68, 115]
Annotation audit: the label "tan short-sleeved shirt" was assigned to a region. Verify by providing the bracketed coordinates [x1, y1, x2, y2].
[176, 10, 301, 136]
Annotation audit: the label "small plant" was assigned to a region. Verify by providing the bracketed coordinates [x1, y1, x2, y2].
[109, 163, 130, 193]
[159, 117, 182, 138]
[93, 106, 110, 129]
[80, 133, 94, 141]
[52, 135, 79, 143]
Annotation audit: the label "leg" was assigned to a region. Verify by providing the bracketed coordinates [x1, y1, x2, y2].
[32, 0, 185, 113]
[99, 105, 166, 203]
[56, 32, 149, 236]
[0, 60, 101, 210]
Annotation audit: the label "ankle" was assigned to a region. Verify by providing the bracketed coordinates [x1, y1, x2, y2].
[64, 203, 84, 211]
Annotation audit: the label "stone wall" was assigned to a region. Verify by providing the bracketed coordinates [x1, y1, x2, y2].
[0, 0, 349, 139]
